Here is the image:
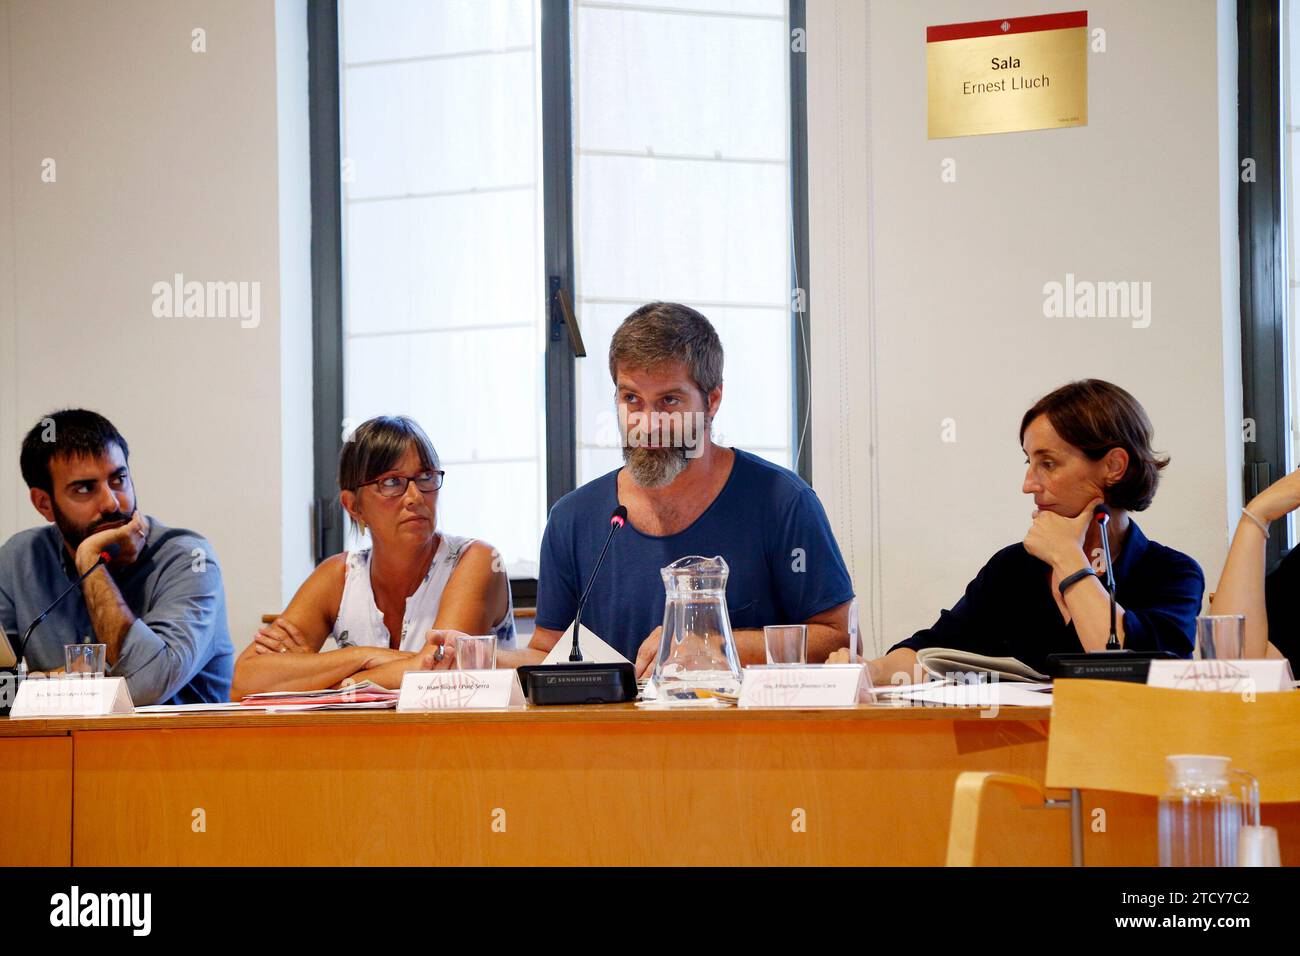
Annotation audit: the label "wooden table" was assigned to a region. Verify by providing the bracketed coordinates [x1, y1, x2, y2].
[0, 702, 1205, 866]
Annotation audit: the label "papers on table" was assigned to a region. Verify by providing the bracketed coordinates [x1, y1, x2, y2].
[236, 680, 400, 711]
[136, 670, 1051, 715]
[635, 698, 731, 709]
[866, 681, 934, 697]
[137, 700, 399, 713]
[135, 683, 403, 713]
[135, 702, 250, 714]
[915, 647, 1050, 683]
[244, 700, 399, 711]
[635, 678, 734, 708]
[875, 680, 1054, 708]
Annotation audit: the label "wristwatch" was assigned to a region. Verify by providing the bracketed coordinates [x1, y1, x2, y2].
[1057, 566, 1099, 597]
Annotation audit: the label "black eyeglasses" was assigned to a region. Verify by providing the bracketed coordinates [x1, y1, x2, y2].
[357, 470, 445, 498]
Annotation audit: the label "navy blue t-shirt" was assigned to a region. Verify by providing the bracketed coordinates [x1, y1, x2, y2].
[535, 449, 855, 659]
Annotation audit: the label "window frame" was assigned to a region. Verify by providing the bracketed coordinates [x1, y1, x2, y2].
[1239, 0, 1290, 570]
[306, 0, 813, 592]
[307, 0, 346, 566]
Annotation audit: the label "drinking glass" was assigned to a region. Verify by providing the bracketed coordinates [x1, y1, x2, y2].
[455, 634, 497, 670]
[64, 643, 106, 678]
[1197, 615, 1245, 659]
[764, 625, 808, 665]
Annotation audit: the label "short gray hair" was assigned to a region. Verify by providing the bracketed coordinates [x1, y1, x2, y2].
[607, 302, 724, 396]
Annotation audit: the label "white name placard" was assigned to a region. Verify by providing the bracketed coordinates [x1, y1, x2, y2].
[10, 675, 134, 718]
[738, 664, 869, 708]
[397, 669, 525, 711]
[1147, 659, 1295, 695]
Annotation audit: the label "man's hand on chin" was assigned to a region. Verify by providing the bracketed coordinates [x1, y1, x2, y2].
[76, 512, 150, 574]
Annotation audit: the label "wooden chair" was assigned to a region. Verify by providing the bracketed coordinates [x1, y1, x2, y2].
[946, 679, 1300, 866]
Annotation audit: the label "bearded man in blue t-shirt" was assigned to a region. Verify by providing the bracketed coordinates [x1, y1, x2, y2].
[497, 301, 855, 676]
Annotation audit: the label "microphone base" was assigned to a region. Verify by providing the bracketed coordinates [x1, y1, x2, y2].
[1048, 650, 1178, 684]
[517, 662, 638, 706]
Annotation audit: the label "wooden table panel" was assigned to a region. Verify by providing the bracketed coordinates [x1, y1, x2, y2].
[13, 704, 1282, 867]
[69, 712, 1056, 866]
[0, 737, 72, 866]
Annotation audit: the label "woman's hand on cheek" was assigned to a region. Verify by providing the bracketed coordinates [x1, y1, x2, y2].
[1024, 496, 1101, 571]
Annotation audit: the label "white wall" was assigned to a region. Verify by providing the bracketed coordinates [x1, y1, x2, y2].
[0, 0, 1246, 664]
[275, 0, 316, 609]
[0, 0, 313, 652]
[807, 0, 1241, 656]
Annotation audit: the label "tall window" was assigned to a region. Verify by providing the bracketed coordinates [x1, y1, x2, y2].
[571, 0, 794, 481]
[316, 0, 803, 580]
[337, 0, 547, 578]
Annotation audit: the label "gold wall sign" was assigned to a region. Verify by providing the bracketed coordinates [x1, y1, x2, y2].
[927, 10, 1087, 139]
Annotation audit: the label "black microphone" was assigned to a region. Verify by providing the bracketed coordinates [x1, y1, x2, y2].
[14, 543, 120, 674]
[1093, 504, 1120, 650]
[569, 506, 628, 661]
[1046, 503, 1178, 680]
[516, 507, 638, 705]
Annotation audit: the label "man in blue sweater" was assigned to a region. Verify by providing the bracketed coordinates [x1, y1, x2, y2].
[501, 302, 854, 675]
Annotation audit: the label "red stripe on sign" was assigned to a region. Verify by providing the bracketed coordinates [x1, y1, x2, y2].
[926, 10, 1087, 43]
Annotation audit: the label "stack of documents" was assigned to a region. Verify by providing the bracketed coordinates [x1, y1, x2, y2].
[237, 680, 400, 711]
[872, 679, 1053, 708]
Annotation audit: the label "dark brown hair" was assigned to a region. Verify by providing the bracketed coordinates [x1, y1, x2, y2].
[608, 302, 724, 397]
[1018, 380, 1169, 511]
[338, 415, 439, 492]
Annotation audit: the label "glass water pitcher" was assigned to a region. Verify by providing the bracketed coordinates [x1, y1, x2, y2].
[1158, 754, 1259, 867]
[652, 555, 743, 697]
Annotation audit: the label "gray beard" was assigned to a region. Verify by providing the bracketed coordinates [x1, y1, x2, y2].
[622, 445, 689, 489]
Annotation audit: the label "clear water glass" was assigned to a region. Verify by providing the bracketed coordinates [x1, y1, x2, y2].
[64, 643, 106, 678]
[454, 634, 497, 670]
[764, 625, 807, 664]
[1196, 615, 1245, 659]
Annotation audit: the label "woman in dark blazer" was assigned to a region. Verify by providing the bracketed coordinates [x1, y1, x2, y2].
[838, 380, 1204, 684]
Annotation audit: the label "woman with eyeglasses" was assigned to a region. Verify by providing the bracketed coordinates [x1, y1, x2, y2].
[230, 415, 514, 699]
